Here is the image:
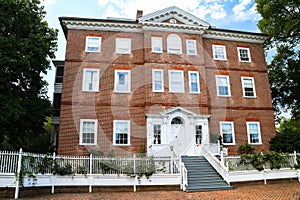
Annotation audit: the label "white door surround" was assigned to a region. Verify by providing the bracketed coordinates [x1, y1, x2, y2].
[146, 107, 210, 157]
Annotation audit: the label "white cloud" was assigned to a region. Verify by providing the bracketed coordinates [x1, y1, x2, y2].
[40, 0, 56, 7]
[232, 0, 259, 21]
[97, 0, 228, 20]
[210, 3, 227, 19]
[98, 0, 109, 6]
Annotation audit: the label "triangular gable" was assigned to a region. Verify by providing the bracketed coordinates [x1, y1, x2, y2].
[139, 6, 210, 27]
[163, 107, 197, 116]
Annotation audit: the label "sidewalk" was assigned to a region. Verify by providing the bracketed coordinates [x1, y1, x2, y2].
[2, 180, 300, 200]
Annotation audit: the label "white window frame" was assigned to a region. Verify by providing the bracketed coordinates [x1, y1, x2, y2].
[115, 38, 131, 54]
[188, 71, 200, 93]
[216, 75, 231, 97]
[85, 36, 101, 52]
[237, 47, 251, 62]
[152, 69, 164, 92]
[113, 120, 130, 146]
[80, 119, 97, 145]
[153, 124, 162, 145]
[151, 37, 163, 53]
[247, 122, 262, 145]
[114, 70, 131, 93]
[186, 39, 197, 55]
[241, 77, 256, 98]
[212, 45, 227, 60]
[82, 68, 100, 92]
[167, 34, 182, 54]
[169, 70, 184, 93]
[220, 122, 235, 145]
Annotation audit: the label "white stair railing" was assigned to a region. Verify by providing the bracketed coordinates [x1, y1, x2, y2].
[200, 145, 230, 184]
[181, 162, 188, 191]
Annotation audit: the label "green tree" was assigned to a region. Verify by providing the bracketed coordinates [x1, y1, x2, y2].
[270, 118, 300, 152]
[0, 0, 58, 151]
[256, 0, 300, 119]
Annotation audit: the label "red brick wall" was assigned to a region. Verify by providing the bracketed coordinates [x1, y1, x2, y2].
[58, 28, 276, 156]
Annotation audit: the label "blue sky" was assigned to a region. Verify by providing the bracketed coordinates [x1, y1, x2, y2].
[41, 0, 264, 100]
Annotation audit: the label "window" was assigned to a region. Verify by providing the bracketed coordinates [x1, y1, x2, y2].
[238, 47, 251, 62]
[247, 122, 262, 144]
[114, 70, 130, 93]
[167, 34, 182, 54]
[212, 45, 227, 60]
[80, 119, 97, 145]
[153, 124, 161, 144]
[188, 71, 200, 93]
[115, 38, 131, 54]
[220, 122, 235, 145]
[171, 117, 183, 124]
[151, 37, 163, 53]
[216, 75, 231, 96]
[82, 68, 100, 92]
[195, 125, 202, 144]
[152, 69, 164, 92]
[186, 39, 197, 55]
[85, 36, 101, 52]
[169, 70, 184, 93]
[113, 120, 130, 145]
[242, 77, 256, 97]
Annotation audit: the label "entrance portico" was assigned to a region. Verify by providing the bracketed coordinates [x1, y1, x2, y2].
[146, 107, 210, 157]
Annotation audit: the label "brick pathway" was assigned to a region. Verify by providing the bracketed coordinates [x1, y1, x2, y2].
[3, 181, 300, 200]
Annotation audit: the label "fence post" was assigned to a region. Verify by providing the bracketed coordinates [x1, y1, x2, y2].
[294, 151, 298, 165]
[133, 154, 136, 192]
[89, 153, 93, 193]
[51, 152, 56, 194]
[14, 148, 23, 199]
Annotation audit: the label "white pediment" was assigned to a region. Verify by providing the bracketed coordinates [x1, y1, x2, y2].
[139, 6, 210, 27]
[163, 106, 197, 116]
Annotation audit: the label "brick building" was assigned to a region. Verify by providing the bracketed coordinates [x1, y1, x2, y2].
[52, 6, 276, 156]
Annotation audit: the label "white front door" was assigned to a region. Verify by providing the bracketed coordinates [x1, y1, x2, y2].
[170, 117, 190, 155]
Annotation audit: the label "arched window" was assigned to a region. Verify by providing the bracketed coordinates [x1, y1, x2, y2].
[171, 117, 183, 124]
[167, 34, 182, 54]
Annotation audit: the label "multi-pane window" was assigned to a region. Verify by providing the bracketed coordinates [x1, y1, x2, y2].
[152, 69, 164, 92]
[195, 125, 202, 144]
[82, 68, 100, 92]
[242, 77, 256, 97]
[247, 122, 262, 144]
[114, 70, 130, 93]
[186, 39, 197, 55]
[188, 71, 200, 93]
[113, 120, 130, 145]
[169, 70, 184, 93]
[220, 122, 235, 145]
[212, 45, 227, 60]
[115, 38, 131, 54]
[238, 47, 251, 62]
[80, 119, 97, 145]
[167, 34, 182, 54]
[153, 124, 161, 144]
[85, 36, 101, 52]
[216, 75, 231, 96]
[151, 37, 163, 53]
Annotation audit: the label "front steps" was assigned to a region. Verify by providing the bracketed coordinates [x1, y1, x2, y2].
[181, 156, 232, 192]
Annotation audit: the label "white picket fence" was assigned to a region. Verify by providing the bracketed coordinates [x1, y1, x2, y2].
[0, 149, 180, 199]
[1, 149, 299, 199]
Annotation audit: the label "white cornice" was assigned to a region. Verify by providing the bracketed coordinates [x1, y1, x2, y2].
[60, 19, 267, 43]
[141, 21, 206, 34]
[203, 30, 268, 44]
[62, 20, 143, 33]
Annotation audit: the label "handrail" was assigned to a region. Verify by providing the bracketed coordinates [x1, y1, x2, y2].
[201, 145, 230, 184]
[181, 162, 188, 191]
